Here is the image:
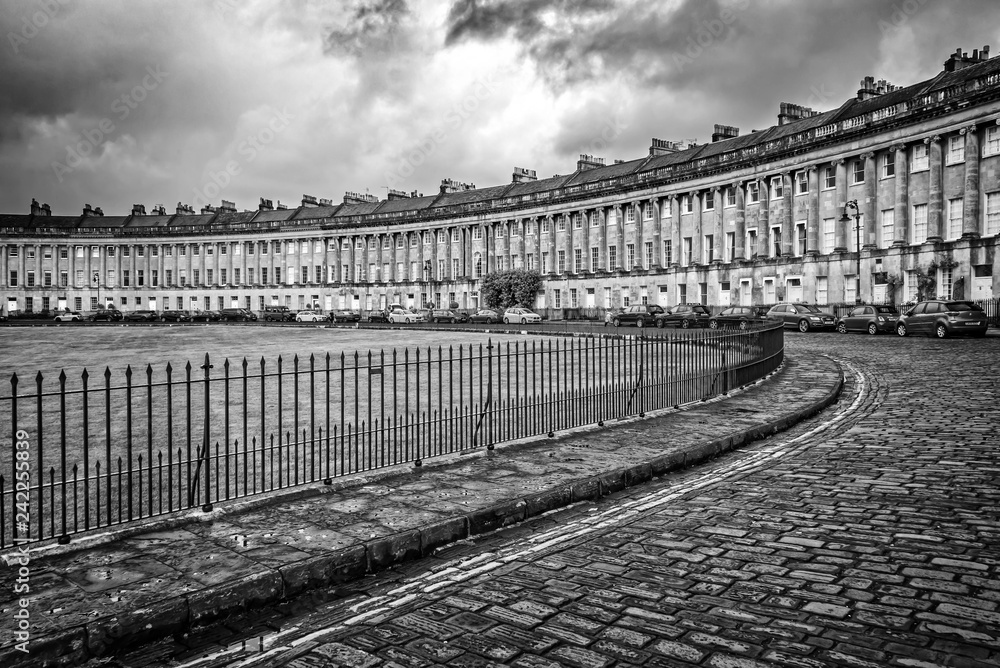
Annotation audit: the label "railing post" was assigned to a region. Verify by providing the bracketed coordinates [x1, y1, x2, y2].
[201, 353, 213, 512]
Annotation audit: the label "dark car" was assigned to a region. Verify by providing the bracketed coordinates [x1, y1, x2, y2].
[329, 309, 361, 323]
[160, 310, 192, 322]
[430, 309, 468, 323]
[262, 306, 294, 322]
[190, 310, 221, 322]
[709, 306, 765, 330]
[765, 303, 837, 332]
[366, 309, 390, 323]
[88, 309, 123, 322]
[895, 300, 988, 339]
[123, 310, 158, 322]
[655, 304, 713, 329]
[219, 308, 256, 322]
[613, 304, 664, 328]
[469, 309, 500, 324]
[836, 304, 899, 335]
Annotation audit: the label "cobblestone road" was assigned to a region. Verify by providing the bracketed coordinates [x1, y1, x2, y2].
[109, 333, 1000, 668]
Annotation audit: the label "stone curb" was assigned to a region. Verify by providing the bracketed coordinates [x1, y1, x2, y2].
[5, 356, 844, 667]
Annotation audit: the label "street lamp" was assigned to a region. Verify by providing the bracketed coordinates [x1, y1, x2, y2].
[839, 200, 862, 305]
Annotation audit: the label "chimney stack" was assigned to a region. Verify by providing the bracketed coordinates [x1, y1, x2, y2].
[41, 203, 51, 216]
[258, 198, 274, 211]
[175, 202, 195, 215]
[301, 194, 318, 207]
[576, 154, 605, 171]
[30, 198, 42, 216]
[219, 199, 236, 213]
[439, 179, 475, 194]
[82, 203, 95, 217]
[200, 205, 216, 214]
[386, 188, 410, 201]
[152, 204, 167, 216]
[318, 197, 333, 206]
[777, 102, 820, 125]
[131, 204, 147, 216]
[944, 45, 992, 72]
[711, 124, 739, 142]
[343, 191, 379, 204]
[512, 167, 537, 183]
[94, 207, 104, 217]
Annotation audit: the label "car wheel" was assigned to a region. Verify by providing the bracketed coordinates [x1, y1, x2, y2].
[681, 319, 691, 329]
[867, 323, 878, 336]
[709, 320, 718, 330]
[613, 318, 621, 327]
[655, 319, 664, 329]
[503, 317, 510, 324]
[739, 320, 749, 331]
[452, 317, 458, 324]
[798, 319, 810, 333]
[487, 317, 496, 324]
[935, 323, 948, 339]
[636, 318, 644, 328]
[521, 317, 527, 324]
[836, 322, 847, 334]
[896, 323, 907, 337]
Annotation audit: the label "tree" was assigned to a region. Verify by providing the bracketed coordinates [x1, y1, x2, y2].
[480, 269, 543, 311]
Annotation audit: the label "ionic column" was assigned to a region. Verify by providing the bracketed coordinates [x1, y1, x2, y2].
[691, 192, 702, 265]
[892, 143, 909, 245]
[712, 187, 724, 263]
[733, 183, 746, 261]
[781, 174, 793, 256]
[670, 196, 681, 266]
[962, 124, 981, 238]
[806, 167, 820, 255]
[547, 215, 556, 273]
[834, 160, 849, 252]
[926, 137, 943, 242]
[863, 153, 877, 248]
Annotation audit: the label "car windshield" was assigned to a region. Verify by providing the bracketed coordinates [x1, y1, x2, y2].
[875, 306, 897, 313]
[798, 304, 822, 313]
[945, 302, 981, 312]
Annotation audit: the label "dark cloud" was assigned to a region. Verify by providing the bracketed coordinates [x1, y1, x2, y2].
[323, 0, 412, 57]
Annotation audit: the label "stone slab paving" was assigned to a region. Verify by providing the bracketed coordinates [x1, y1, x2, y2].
[0, 341, 844, 667]
[89, 332, 1000, 668]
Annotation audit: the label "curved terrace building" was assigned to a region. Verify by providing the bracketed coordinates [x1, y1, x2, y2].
[2, 48, 999, 317]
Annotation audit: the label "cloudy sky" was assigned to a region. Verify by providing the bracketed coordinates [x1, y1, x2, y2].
[2, 0, 999, 216]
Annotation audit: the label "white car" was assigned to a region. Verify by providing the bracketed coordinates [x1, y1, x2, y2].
[503, 308, 542, 324]
[53, 311, 83, 322]
[295, 310, 325, 322]
[388, 309, 417, 324]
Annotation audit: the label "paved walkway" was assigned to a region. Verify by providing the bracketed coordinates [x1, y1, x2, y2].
[0, 352, 843, 667]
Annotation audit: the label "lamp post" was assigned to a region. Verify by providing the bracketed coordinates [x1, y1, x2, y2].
[92, 270, 100, 309]
[839, 200, 862, 304]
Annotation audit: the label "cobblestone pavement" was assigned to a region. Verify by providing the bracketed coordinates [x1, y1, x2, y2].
[100, 333, 1000, 668]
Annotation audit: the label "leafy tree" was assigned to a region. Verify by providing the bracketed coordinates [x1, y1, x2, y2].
[480, 270, 543, 311]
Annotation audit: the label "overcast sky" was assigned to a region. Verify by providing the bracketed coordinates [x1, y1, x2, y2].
[2, 0, 999, 216]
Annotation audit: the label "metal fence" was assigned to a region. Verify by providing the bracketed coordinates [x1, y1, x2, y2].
[1, 325, 784, 548]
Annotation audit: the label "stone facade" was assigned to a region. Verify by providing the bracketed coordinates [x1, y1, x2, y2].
[2, 50, 1000, 316]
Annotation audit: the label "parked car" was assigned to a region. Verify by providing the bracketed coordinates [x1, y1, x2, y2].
[655, 304, 713, 329]
[469, 309, 500, 324]
[503, 307, 543, 325]
[160, 310, 192, 322]
[604, 307, 625, 327]
[709, 306, 765, 330]
[765, 303, 837, 332]
[262, 305, 294, 322]
[329, 309, 361, 323]
[88, 309, 123, 322]
[387, 309, 419, 324]
[53, 311, 83, 322]
[295, 310, 326, 322]
[430, 309, 468, 323]
[612, 304, 664, 328]
[412, 309, 433, 323]
[836, 304, 900, 335]
[190, 310, 221, 322]
[219, 308, 256, 322]
[895, 300, 988, 338]
[123, 310, 159, 322]
[367, 309, 390, 323]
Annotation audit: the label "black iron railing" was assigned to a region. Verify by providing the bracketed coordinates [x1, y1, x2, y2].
[1, 325, 783, 548]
